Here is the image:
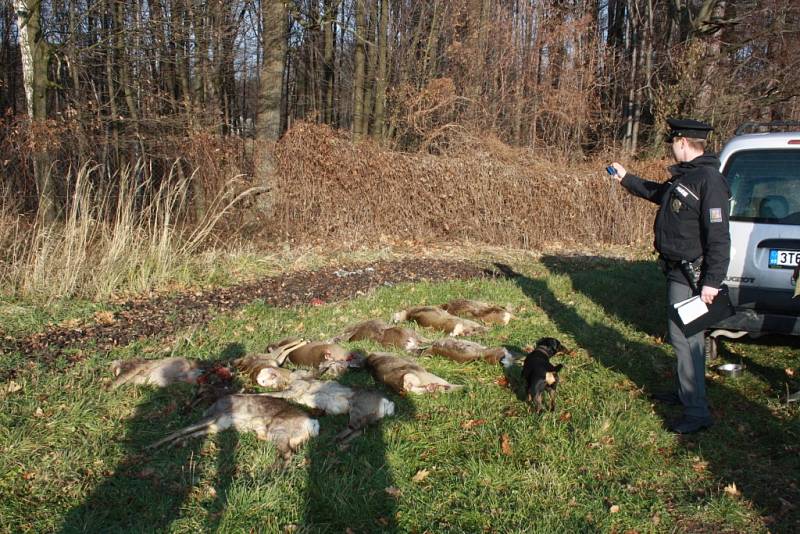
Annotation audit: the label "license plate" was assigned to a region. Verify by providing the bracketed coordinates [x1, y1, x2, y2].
[769, 249, 800, 268]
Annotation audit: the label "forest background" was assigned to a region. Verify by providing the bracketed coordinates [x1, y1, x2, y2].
[1, 0, 799, 299]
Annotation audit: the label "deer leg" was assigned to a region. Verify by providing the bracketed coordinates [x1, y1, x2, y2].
[272, 339, 308, 366]
[147, 420, 213, 449]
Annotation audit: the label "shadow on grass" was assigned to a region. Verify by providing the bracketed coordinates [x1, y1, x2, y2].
[301, 368, 413, 533]
[59, 343, 246, 533]
[494, 256, 800, 533]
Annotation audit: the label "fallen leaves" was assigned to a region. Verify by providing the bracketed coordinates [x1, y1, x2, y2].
[724, 482, 741, 498]
[500, 433, 513, 456]
[412, 469, 430, 483]
[609, 504, 620, 513]
[94, 311, 116, 325]
[691, 457, 709, 473]
[4, 381, 22, 394]
[59, 318, 83, 329]
[384, 486, 402, 498]
[495, 376, 510, 388]
[461, 418, 486, 430]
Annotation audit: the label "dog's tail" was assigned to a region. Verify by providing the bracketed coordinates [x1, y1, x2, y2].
[552, 363, 564, 373]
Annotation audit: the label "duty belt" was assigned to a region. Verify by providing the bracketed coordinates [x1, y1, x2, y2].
[658, 255, 702, 293]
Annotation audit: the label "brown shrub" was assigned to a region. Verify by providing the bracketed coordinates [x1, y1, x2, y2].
[272, 122, 666, 249]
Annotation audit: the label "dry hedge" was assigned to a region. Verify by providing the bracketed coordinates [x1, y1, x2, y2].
[272, 122, 667, 249]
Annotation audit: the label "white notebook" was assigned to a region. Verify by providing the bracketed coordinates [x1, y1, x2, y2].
[673, 295, 709, 325]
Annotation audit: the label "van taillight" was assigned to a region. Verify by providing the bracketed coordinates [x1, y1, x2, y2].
[789, 140, 800, 145]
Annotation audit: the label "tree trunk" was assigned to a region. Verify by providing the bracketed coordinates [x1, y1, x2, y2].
[256, 0, 287, 141]
[114, 1, 138, 124]
[694, 0, 726, 116]
[174, 0, 195, 128]
[15, 0, 56, 222]
[252, 0, 288, 217]
[361, 0, 377, 136]
[322, 0, 336, 125]
[371, 0, 388, 141]
[352, 0, 367, 140]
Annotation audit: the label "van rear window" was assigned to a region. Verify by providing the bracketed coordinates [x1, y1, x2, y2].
[723, 149, 800, 224]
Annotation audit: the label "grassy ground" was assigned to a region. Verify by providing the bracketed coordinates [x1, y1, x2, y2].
[1, 251, 798, 533]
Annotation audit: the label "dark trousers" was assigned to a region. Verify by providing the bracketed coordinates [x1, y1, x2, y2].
[666, 280, 711, 418]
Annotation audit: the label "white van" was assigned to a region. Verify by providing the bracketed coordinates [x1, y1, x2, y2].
[708, 122, 800, 357]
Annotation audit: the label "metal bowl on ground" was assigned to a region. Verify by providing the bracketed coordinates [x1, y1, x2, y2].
[716, 363, 744, 378]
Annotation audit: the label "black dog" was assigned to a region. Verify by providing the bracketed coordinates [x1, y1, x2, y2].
[522, 337, 565, 413]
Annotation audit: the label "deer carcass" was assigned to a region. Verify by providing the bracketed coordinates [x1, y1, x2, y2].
[109, 357, 203, 388]
[392, 306, 486, 336]
[259, 375, 395, 444]
[439, 299, 514, 326]
[147, 394, 319, 465]
[334, 319, 429, 351]
[366, 352, 463, 394]
[423, 338, 513, 365]
[267, 337, 356, 368]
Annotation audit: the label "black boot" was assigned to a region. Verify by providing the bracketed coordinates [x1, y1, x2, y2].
[668, 415, 714, 434]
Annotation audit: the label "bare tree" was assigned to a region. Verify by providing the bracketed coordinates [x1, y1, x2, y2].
[14, 0, 55, 222]
[352, 0, 367, 140]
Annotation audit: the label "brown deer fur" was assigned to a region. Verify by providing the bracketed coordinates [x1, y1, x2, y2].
[423, 338, 512, 365]
[259, 376, 395, 443]
[392, 306, 486, 336]
[439, 299, 514, 326]
[366, 352, 463, 394]
[268, 337, 354, 367]
[147, 394, 319, 465]
[335, 319, 429, 350]
[110, 357, 203, 388]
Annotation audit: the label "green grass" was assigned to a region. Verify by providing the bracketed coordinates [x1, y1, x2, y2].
[1, 254, 798, 533]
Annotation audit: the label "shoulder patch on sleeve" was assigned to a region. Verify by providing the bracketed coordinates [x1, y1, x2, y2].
[709, 208, 723, 223]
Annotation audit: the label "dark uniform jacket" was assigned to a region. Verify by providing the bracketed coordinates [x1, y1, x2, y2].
[621, 154, 731, 289]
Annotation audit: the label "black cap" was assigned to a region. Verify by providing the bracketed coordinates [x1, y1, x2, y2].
[666, 118, 713, 141]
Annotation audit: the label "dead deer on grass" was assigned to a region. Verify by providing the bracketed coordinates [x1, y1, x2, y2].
[423, 338, 514, 365]
[334, 319, 430, 351]
[109, 357, 204, 388]
[366, 352, 464, 394]
[234, 338, 309, 387]
[259, 376, 395, 444]
[392, 306, 487, 336]
[146, 394, 319, 466]
[439, 299, 514, 326]
[267, 337, 358, 368]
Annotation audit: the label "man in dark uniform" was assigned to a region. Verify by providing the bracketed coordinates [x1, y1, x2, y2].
[610, 118, 731, 434]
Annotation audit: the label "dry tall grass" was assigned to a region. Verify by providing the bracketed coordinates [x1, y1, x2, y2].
[272, 122, 666, 248]
[0, 163, 263, 301]
[1, 123, 670, 301]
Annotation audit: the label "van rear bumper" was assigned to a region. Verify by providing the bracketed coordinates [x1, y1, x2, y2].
[711, 308, 800, 336]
